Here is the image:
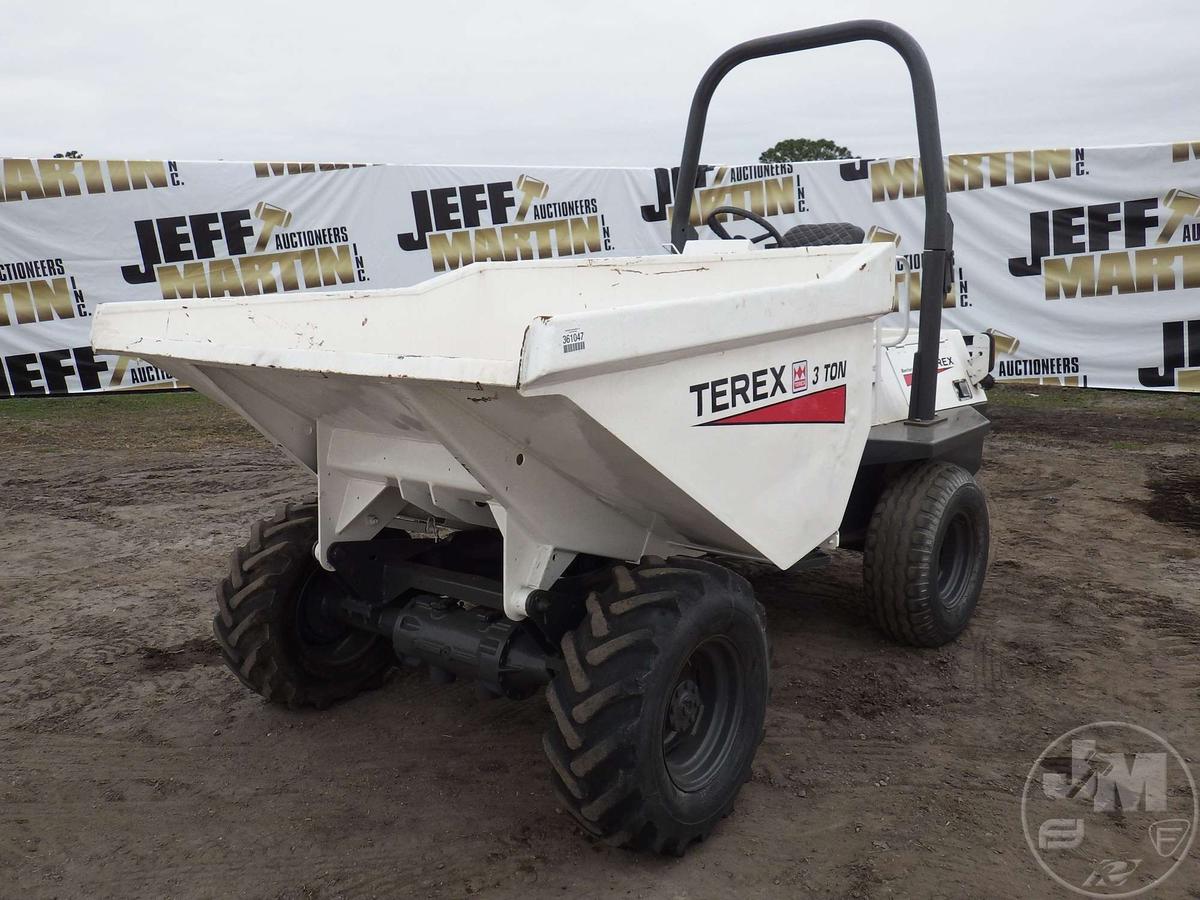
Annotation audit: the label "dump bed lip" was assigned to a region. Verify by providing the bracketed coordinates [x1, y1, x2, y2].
[520, 242, 893, 389]
[100, 339, 521, 386]
[91, 243, 890, 389]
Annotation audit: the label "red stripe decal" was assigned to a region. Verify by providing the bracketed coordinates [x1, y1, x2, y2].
[903, 366, 950, 386]
[699, 384, 847, 426]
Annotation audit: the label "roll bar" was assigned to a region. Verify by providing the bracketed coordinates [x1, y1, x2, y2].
[670, 19, 952, 423]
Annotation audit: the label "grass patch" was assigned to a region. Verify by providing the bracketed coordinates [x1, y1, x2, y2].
[0, 390, 265, 452]
[3, 382, 1197, 454]
[987, 383, 1200, 422]
[985, 384, 1101, 410]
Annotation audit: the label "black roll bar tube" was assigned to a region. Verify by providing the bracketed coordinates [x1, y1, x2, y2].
[669, 19, 952, 423]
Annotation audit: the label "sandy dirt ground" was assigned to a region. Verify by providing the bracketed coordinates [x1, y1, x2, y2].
[1, 387, 1197, 899]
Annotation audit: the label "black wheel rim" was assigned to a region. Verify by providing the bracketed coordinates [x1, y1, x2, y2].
[936, 510, 976, 608]
[294, 568, 379, 668]
[662, 636, 744, 793]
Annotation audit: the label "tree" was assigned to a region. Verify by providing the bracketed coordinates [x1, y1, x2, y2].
[759, 138, 854, 163]
[53, 150, 83, 159]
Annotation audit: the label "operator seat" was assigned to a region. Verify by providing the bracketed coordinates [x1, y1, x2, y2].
[778, 222, 865, 247]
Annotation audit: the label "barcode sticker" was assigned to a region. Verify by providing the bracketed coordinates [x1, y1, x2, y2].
[563, 329, 585, 353]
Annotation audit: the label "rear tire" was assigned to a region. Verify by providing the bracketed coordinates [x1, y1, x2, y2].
[213, 499, 392, 709]
[543, 558, 769, 856]
[863, 462, 990, 647]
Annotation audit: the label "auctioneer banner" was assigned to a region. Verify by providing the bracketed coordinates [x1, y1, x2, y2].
[0, 142, 1198, 396]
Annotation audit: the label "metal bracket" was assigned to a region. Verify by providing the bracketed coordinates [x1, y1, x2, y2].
[881, 254, 914, 349]
[489, 504, 576, 620]
[902, 413, 946, 427]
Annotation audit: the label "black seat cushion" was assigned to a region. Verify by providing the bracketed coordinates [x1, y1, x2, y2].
[778, 222, 865, 248]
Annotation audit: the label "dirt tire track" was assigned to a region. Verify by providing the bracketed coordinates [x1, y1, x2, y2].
[1, 387, 1197, 898]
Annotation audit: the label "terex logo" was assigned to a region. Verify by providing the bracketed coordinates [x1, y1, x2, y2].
[689, 361, 847, 426]
[792, 360, 808, 392]
[690, 364, 788, 417]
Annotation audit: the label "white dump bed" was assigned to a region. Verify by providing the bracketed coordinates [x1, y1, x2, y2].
[93, 243, 895, 617]
[93, 244, 887, 386]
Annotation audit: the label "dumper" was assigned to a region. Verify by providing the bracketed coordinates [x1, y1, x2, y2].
[93, 20, 994, 855]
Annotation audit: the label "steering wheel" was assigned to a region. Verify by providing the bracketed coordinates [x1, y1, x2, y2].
[704, 205, 785, 248]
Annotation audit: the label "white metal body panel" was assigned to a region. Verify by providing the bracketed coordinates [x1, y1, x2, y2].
[91, 241, 982, 618]
[871, 331, 983, 426]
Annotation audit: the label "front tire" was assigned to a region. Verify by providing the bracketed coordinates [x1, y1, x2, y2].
[213, 499, 392, 709]
[863, 462, 990, 647]
[543, 558, 769, 856]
